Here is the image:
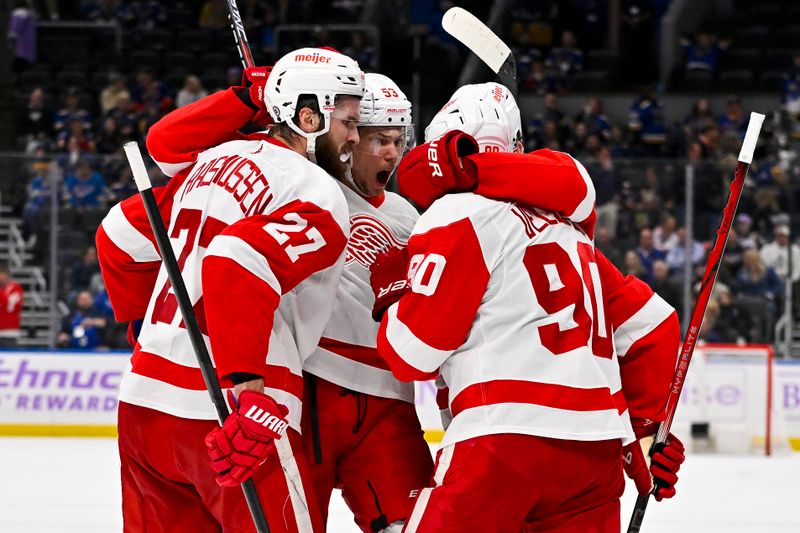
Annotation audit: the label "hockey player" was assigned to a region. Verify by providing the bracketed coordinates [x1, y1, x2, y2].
[96, 47, 364, 533]
[300, 73, 434, 533]
[368, 83, 685, 532]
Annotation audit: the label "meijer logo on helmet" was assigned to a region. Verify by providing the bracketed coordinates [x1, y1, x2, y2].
[294, 51, 332, 65]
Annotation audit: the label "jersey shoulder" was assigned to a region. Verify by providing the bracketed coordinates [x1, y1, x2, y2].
[381, 191, 420, 228]
[248, 140, 350, 229]
[414, 192, 507, 236]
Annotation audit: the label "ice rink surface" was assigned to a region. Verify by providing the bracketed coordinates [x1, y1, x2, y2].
[1, 437, 798, 532]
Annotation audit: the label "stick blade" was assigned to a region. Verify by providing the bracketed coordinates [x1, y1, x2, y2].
[442, 7, 511, 74]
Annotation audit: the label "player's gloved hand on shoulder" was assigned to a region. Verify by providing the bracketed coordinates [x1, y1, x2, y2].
[205, 389, 289, 487]
[623, 430, 685, 501]
[236, 66, 273, 127]
[369, 247, 410, 322]
[397, 130, 479, 209]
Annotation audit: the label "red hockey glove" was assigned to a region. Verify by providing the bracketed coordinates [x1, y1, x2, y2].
[205, 390, 289, 487]
[623, 432, 685, 501]
[397, 130, 479, 209]
[238, 66, 273, 127]
[369, 247, 410, 322]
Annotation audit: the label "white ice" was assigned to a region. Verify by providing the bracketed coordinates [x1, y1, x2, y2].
[0, 437, 798, 532]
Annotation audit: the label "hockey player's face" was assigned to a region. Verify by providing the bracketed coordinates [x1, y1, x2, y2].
[352, 126, 406, 196]
[316, 97, 361, 182]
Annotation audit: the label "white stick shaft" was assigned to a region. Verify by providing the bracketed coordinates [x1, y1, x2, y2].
[123, 141, 153, 191]
[738, 112, 765, 164]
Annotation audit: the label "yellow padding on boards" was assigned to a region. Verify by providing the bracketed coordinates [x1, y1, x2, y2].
[0, 424, 118, 437]
[0, 425, 448, 442]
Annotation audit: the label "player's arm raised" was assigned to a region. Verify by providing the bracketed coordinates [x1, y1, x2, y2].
[372, 212, 494, 382]
[146, 67, 271, 177]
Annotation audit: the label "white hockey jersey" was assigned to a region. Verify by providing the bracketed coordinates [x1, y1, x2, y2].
[376, 192, 635, 448]
[97, 115, 349, 430]
[303, 185, 419, 402]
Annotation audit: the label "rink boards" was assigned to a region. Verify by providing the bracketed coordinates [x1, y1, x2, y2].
[1, 348, 799, 449]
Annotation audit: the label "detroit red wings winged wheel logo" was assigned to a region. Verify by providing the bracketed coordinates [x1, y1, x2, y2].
[345, 215, 406, 267]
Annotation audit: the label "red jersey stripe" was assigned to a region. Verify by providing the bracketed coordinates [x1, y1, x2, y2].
[317, 337, 389, 370]
[450, 380, 627, 417]
[130, 349, 303, 398]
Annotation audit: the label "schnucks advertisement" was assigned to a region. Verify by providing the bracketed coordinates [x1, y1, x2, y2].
[0, 349, 799, 449]
[0, 351, 125, 435]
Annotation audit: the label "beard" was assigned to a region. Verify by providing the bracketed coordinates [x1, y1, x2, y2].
[315, 133, 351, 183]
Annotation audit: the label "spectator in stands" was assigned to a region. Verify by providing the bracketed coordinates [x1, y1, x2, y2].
[57, 290, 106, 349]
[735, 249, 783, 311]
[636, 227, 666, 279]
[735, 213, 760, 250]
[63, 160, 108, 210]
[575, 97, 611, 140]
[176, 75, 208, 108]
[590, 146, 619, 236]
[665, 227, 705, 272]
[8, 0, 37, 77]
[623, 249, 649, 282]
[546, 30, 584, 88]
[260, 6, 279, 60]
[53, 91, 92, 136]
[608, 125, 631, 157]
[344, 31, 377, 71]
[596, 227, 624, 267]
[681, 29, 730, 73]
[682, 97, 714, 138]
[22, 148, 57, 239]
[95, 117, 124, 154]
[760, 224, 800, 284]
[783, 53, 800, 119]
[100, 73, 131, 115]
[69, 246, 101, 295]
[653, 214, 679, 252]
[15, 86, 53, 152]
[131, 68, 170, 112]
[105, 93, 138, 141]
[708, 283, 754, 344]
[107, 166, 138, 203]
[650, 259, 683, 317]
[628, 87, 667, 151]
[718, 97, 747, 139]
[0, 263, 24, 348]
[57, 119, 95, 153]
[519, 55, 550, 95]
[696, 122, 721, 160]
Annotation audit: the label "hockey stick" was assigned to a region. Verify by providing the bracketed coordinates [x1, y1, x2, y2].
[123, 143, 271, 533]
[225, 0, 255, 68]
[626, 112, 765, 532]
[441, 6, 518, 98]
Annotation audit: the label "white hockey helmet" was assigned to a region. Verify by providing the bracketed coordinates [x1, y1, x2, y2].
[425, 82, 522, 153]
[359, 73, 412, 127]
[266, 47, 365, 156]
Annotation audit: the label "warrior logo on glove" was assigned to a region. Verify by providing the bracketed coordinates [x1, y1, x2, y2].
[243, 403, 289, 435]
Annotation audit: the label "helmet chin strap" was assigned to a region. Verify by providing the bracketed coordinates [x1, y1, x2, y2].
[306, 135, 318, 164]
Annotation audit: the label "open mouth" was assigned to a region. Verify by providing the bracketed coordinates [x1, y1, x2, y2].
[376, 170, 391, 186]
